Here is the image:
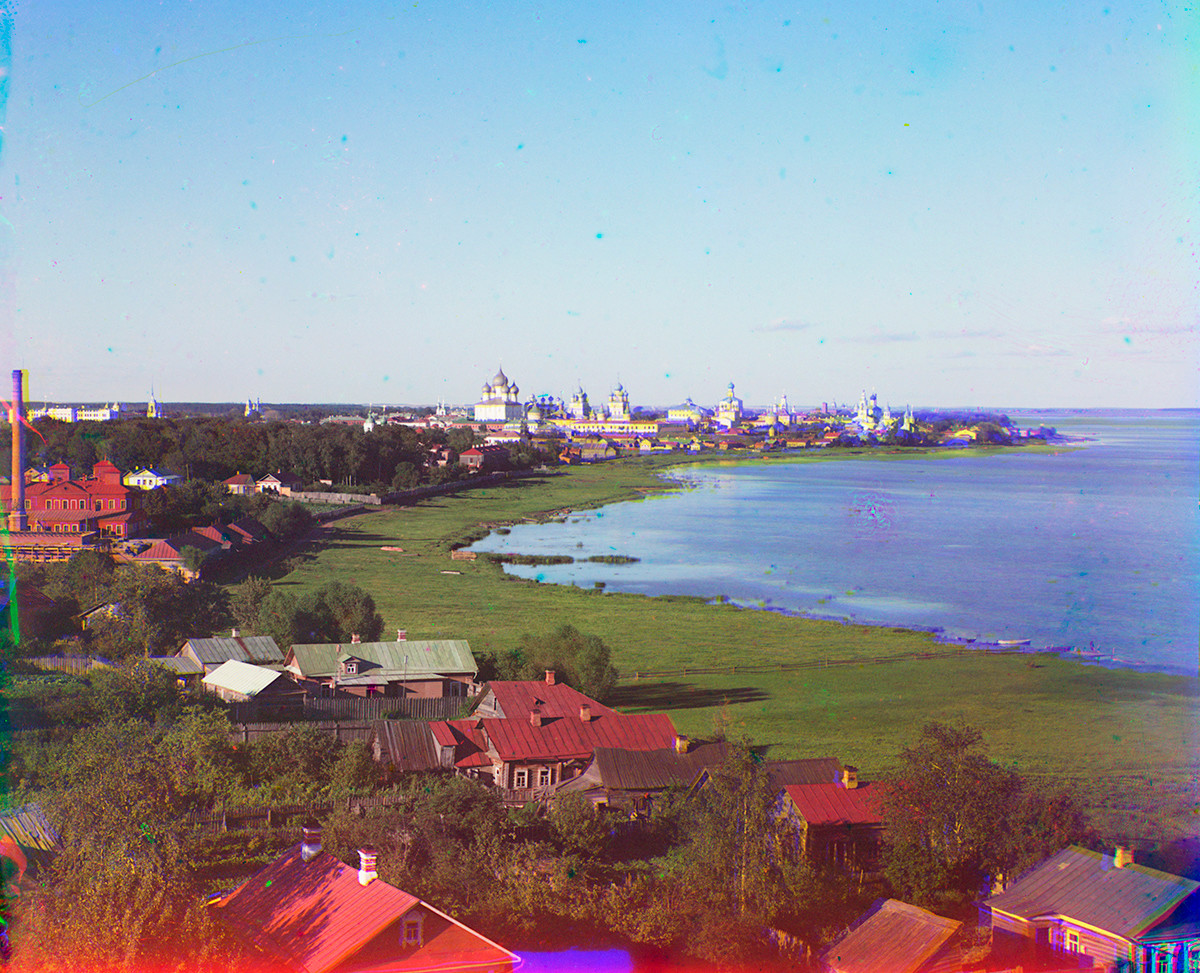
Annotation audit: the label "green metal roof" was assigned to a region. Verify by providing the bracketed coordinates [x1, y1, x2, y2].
[288, 640, 476, 680]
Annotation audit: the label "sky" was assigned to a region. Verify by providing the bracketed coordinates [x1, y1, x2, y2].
[1, 1, 1196, 409]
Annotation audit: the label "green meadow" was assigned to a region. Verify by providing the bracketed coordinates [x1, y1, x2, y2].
[267, 453, 1199, 841]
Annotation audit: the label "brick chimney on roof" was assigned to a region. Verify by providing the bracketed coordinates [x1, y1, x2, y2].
[545, 670, 556, 685]
[674, 734, 690, 754]
[351, 633, 361, 644]
[301, 823, 322, 862]
[530, 707, 543, 728]
[397, 629, 406, 642]
[841, 766, 859, 790]
[358, 847, 378, 886]
[579, 703, 593, 722]
[1115, 846, 1135, 868]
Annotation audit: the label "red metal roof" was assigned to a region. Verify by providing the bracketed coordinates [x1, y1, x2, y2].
[432, 720, 491, 769]
[217, 844, 519, 973]
[482, 713, 677, 762]
[483, 680, 618, 720]
[783, 782, 883, 826]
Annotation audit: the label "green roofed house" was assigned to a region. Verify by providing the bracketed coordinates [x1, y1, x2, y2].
[285, 637, 477, 700]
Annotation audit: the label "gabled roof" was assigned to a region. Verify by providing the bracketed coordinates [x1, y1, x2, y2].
[479, 680, 618, 720]
[765, 757, 843, 788]
[984, 846, 1200, 941]
[564, 742, 731, 793]
[287, 641, 476, 680]
[820, 898, 961, 973]
[146, 656, 204, 675]
[370, 721, 440, 773]
[203, 659, 287, 697]
[216, 843, 521, 973]
[482, 713, 677, 763]
[181, 635, 284, 666]
[783, 782, 883, 827]
[224, 472, 256, 486]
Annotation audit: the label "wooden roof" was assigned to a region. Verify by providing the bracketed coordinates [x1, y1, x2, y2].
[572, 742, 731, 792]
[820, 898, 961, 973]
[180, 635, 284, 666]
[287, 641, 476, 681]
[370, 721, 440, 773]
[984, 846, 1200, 941]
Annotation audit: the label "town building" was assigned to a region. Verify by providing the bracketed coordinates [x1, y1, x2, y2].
[0, 460, 148, 541]
[214, 827, 521, 973]
[201, 659, 305, 710]
[255, 471, 303, 496]
[223, 472, 256, 496]
[475, 367, 523, 423]
[715, 382, 745, 428]
[123, 468, 182, 490]
[603, 383, 632, 421]
[777, 766, 884, 872]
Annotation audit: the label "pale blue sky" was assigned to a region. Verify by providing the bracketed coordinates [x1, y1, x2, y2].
[2, 1, 1196, 408]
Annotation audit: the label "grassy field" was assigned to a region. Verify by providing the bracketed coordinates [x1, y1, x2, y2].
[266, 453, 1199, 841]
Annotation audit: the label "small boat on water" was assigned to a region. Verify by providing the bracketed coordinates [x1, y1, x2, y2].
[998, 639, 1032, 647]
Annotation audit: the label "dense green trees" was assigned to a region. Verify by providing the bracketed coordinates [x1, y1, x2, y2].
[491, 625, 619, 701]
[15, 555, 224, 658]
[229, 577, 382, 650]
[881, 721, 1092, 912]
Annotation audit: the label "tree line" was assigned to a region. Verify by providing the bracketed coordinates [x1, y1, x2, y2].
[2, 415, 558, 494]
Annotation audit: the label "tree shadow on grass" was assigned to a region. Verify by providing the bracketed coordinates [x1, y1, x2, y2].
[609, 681, 769, 712]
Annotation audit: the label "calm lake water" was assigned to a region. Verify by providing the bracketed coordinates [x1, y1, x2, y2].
[470, 411, 1200, 676]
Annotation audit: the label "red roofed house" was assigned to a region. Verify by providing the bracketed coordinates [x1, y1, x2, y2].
[778, 766, 885, 872]
[458, 445, 509, 472]
[224, 472, 257, 496]
[215, 825, 521, 973]
[472, 672, 619, 721]
[0, 459, 147, 541]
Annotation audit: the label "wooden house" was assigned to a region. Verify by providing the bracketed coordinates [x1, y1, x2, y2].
[177, 634, 285, 675]
[552, 740, 730, 810]
[778, 767, 884, 872]
[214, 827, 521, 972]
[202, 659, 305, 711]
[981, 845, 1200, 973]
[820, 898, 963, 973]
[285, 639, 477, 699]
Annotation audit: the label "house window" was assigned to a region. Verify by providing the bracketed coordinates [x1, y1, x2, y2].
[1153, 949, 1172, 973]
[402, 917, 423, 947]
[1064, 930, 1079, 953]
[513, 769, 528, 789]
[538, 767, 552, 787]
[1187, 946, 1199, 973]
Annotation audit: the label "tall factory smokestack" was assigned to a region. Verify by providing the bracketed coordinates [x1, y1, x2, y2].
[9, 369, 27, 532]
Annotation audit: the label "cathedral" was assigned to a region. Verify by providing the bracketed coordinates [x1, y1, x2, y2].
[475, 367, 524, 423]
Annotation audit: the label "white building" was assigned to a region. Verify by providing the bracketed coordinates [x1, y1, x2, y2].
[124, 468, 183, 490]
[603, 383, 632, 422]
[475, 368, 524, 423]
[716, 382, 744, 428]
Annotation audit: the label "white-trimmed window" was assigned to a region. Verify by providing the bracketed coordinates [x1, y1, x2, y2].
[1065, 930, 1079, 953]
[402, 916, 423, 947]
[513, 769, 528, 788]
[538, 767, 552, 787]
[1153, 949, 1172, 973]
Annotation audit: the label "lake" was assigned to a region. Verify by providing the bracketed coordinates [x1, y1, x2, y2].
[470, 411, 1199, 676]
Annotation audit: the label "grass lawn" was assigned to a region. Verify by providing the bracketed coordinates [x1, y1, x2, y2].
[261, 455, 1199, 842]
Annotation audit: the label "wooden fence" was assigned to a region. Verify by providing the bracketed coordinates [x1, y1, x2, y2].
[301, 695, 470, 721]
[184, 792, 413, 833]
[229, 721, 373, 745]
[24, 655, 113, 675]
